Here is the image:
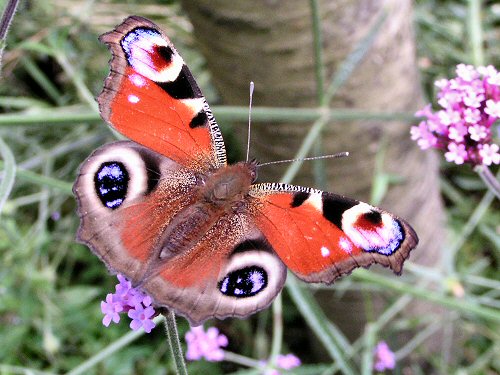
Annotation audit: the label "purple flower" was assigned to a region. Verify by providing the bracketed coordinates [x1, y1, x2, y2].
[99, 274, 156, 332]
[276, 353, 301, 370]
[412, 64, 500, 166]
[259, 353, 301, 374]
[479, 144, 500, 166]
[128, 299, 156, 333]
[115, 274, 132, 296]
[485, 99, 500, 117]
[374, 341, 396, 372]
[445, 143, 468, 164]
[185, 326, 228, 362]
[101, 293, 123, 326]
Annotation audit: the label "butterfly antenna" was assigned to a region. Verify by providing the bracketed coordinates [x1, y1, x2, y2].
[258, 152, 350, 168]
[246, 81, 254, 162]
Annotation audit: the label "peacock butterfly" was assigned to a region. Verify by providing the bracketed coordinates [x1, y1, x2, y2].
[73, 16, 418, 326]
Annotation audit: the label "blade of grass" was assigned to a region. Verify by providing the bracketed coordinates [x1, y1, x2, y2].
[66, 315, 165, 375]
[0, 135, 16, 214]
[360, 323, 375, 375]
[0, 364, 55, 375]
[46, 32, 98, 111]
[309, 0, 327, 189]
[0, 109, 102, 126]
[0, 160, 72, 194]
[22, 57, 65, 105]
[324, 9, 387, 102]
[446, 187, 497, 273]
[310, 0, 325, 105]
[0, 106, 417, 127]
[0, 96, 51, 109]
[462, 343, 499, 374]
[353, 269, 500, 323]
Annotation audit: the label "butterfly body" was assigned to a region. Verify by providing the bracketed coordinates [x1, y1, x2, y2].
[73, 16, 418, 325]
[154, 162, 256, 262]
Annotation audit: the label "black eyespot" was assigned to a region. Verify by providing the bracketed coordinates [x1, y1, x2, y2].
[94, 162, 129, 209]
[363, 210, 383, 225]
[218, 266, 267, 298]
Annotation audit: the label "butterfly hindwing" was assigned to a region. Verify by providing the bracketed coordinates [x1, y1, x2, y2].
[248, 183, 418, 283]
[144, 216, 286, 325]
[73, 141, 200, 278]
[74, 143, 287, 325]
[98, 16, 226, 173]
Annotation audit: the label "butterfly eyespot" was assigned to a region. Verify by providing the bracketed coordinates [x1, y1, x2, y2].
[218, 266, 268, 298]
[94, 161, 129, 209]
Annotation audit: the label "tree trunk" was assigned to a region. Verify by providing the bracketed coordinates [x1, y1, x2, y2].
[181, 0, 447, 361]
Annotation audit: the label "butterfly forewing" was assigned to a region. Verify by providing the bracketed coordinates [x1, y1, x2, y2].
[98, 16, 226, 173]
[248, 183, 418, 283]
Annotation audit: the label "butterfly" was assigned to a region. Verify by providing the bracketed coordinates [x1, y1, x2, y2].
[73, 16, 418, 326]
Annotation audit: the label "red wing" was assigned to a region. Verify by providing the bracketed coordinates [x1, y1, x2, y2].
[98, 16, 226, 173]
[249, 183, 418, 283]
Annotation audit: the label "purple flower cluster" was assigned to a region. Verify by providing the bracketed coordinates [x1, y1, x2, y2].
[411, 64, 500, 166]
[100, 274, 156, 333]
[275, 353, 301, 370]
[185, 326, 228, 362]
[184, 325, 301, 374]
[374, 341, 396, 372]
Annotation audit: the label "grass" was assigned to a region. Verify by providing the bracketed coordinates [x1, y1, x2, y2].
[0, 0, 499, 374]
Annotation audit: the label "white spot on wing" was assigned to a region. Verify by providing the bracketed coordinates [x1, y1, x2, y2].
[128, 94, 140, 103]
[182, 98, 205, 114]
[339, 237, 353, 253]
[130, 74, 146, 87]
[306, 191, 323, 211]
[321, 246, 330, 257]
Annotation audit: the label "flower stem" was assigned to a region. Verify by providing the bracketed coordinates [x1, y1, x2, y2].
[474, 165, 500, 200]
[467, 0, 484, 66]
[222, 351, 262, 368]
[164, 311, 188, 375]
[270, 292, 283, 360]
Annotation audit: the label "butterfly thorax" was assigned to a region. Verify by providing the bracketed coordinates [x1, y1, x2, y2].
[201, 162, 256, 206]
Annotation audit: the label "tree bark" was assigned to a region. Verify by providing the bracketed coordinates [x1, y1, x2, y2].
[181, 0, 447, 361]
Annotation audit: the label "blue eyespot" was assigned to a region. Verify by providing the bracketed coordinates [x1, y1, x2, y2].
[94, 162, 129, 209]
[219, 266, 267, 298]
